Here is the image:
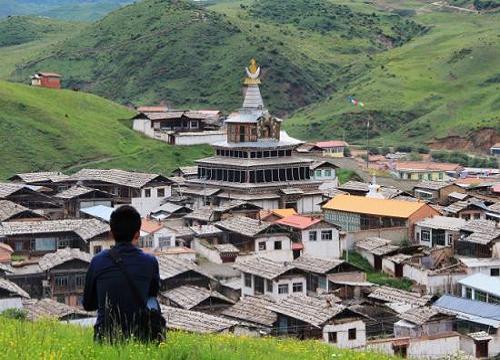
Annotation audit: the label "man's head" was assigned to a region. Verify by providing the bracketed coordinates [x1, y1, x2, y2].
[110, 205, 141, 244]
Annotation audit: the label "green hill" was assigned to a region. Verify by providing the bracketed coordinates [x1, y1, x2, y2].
[0, 80, 211, 179]
[0, 16, 86, 79]
[285, 0, 500, 150]
[0, 0, 133, 21]
[11, 0, 424, 115]
[0, 318, 394, 360]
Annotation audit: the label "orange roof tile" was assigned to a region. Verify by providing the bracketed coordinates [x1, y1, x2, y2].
[270, 208, 298, 218]
[322, 194, 429, 218]
[141, 218, 163, 234]
[275, 215, 322, 230]
[395, 161, 461, 172]
[315, 140, 348, 149]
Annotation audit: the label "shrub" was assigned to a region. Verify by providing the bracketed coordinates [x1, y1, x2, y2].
[1, 308, 27, 321]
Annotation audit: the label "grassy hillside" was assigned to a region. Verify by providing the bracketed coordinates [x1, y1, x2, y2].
[11, 0, 424, 115]
[285, 0, 500, 148]
[0, 318, 394, 360]
[0, 16, 86, 78]
[0, 0, 133, 21]
[0, 80, 211, 179]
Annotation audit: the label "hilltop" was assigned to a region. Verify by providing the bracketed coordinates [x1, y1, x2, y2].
[0, 318, 394, 360]
[11, 0, 424, 115]
[0, 80, 211, 179]
[0, 0, 133, 21]
[285, 0, 500, 150]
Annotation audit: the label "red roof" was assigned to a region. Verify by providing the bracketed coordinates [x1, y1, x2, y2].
[275, 215, 322, 230]
[292, 243, 304, 250]
[395, 161, 461, 172]
[141, 218, 163, 234]
[315, 141, 348, 149]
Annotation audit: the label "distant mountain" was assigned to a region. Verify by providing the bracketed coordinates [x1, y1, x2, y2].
[0, 80, 211, 179]
[11, 0, 423, 115]
[0, 0, 133, 21]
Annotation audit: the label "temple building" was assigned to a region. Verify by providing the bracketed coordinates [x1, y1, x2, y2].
[179, 59, 323, 213]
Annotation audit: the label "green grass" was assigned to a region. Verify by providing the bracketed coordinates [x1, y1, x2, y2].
[345, 251, 413, 291]
[0, 1, 133, 21]
[0, 318, 395, 360]
[285, 0, 500, 146]
[337, 169, 361, 184]
[0, 80, 212, 179]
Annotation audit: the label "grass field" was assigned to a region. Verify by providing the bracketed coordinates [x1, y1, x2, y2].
[0, 80, 212, 179]
[285, 0, 500, 145]
[0, 318, 396, 360]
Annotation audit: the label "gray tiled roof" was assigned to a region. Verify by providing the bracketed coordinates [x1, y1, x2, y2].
[399, 306, 445, 325]
[70, 169, 169, 189]
[22, 298, 92, 320]
[215, 216, 271, 237]
[292, 255, 344, 274]
[0, 200, 38, 221]
[161, 305, 237, 333]
[0, 219, 109, 242]
[233, 256, 296, 280]
[156, 255, 213, 281]
[54, 186, 113, 200]
[161, 285, 233, 310]
[267, 295, 345, 327]
[222, 295, 277, 327]
[38, 248, 91, 271]
[0, 278, 30, 298]
[368, 286, 432, 307]
[9, 171, 69, 183]
[413, 181, 452, 191]
[416, 216, 466, 231]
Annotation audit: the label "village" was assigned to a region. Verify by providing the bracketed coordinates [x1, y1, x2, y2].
[0, 60, 499, 359]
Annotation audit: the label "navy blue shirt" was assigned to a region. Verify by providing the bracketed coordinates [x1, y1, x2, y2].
[83, 243, 160, 330]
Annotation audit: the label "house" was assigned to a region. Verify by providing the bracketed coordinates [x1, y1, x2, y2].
[0, 219, 110, 256]
[322, 195, 439, 241]
[38, 248, 90, 306]
[260, 208, 298, 222]
[314, 141, 348, 158]
[414, 216, 466, 248]
[192, 233, 240, 264]
[292, 255, 363, 296]
[433, 295, 500, 358]
[348, 303, 398, 338]
[149, 202, 192, 221]
[132, 109, 224, 145]
[310, 160, 338, 181]
[442, 198, 492, 220]
[338, 181, 370, 196]
[267, 295, 365, 348]
[54, 186, 114, 218]
[354, 237, 399, 271]
[459, 273, 500, 304]
[412, 181, 464, 205]
[8, 172, 70, 193]
[0, 277, 30, 299]
[0, 182, 61, 218]
[487, 202, 500, 222]
[458, 256, 500, 277]
[274, 215, 343, 260]
[171, 166, 199, 179]
[221, 295, 277, 333]
[22, 298, 93, 321]
[491, 143, 500, 156]
[394, 306, 454, 338]
[390, 161, 462, 181]
[215, 216, 293, 261]
[160, 305, 239, 334]
[0, 200, 46, 222]
[455, 219, 500, 258]
[30, 72, 62, 89]
[159, 284, 234, 313]
[156, 254, 215, 290]
[233, 256, 307, 300]
[68, 169, 172, 216]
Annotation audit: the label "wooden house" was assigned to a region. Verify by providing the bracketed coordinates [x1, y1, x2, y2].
[30, 72, 62, 89]
[413, 181, 465, 205]
[54, 186, 115, 218]
[0, 200, 46, 222]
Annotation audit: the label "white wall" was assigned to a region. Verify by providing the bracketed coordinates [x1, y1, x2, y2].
[403, 263, 466, 295]
[153, 227, 177, 249]
[382, 258, 396, 276]
[323, 320, 366, 349]
[254, 235, 293, 262]
[301, 227, 342, 260]
[297, 194, 323, 214]
[131, 185, 171, 216]
[241, 273, 306, 301]
[355, 248, 375, 268]
[174, 132, 226, 145]
[192, 239, 223, 264]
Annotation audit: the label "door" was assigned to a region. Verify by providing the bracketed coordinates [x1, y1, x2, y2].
[374, 255, 382, 271]
[395, 263, 403, 278]
[476, 340, 488, 358]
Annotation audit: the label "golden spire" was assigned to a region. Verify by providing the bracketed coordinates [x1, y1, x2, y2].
[244, 58, 261, 85]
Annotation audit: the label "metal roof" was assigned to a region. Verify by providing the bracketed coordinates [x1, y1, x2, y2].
[433, 295, 500, 328]
[458, 273, 500, 297]
[79, 205, 114, 223]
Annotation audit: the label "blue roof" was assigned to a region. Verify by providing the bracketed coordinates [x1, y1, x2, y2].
[458, 273, 500, 297]
[79, 205, 114, 223]
[433, 295, 500, 328]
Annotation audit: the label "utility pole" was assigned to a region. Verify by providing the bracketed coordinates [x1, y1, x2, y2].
[366, 116, 370, 170]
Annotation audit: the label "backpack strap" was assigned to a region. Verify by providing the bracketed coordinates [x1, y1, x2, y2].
[108, 247, 147, 309]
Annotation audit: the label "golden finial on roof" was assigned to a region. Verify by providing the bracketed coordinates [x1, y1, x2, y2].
[244, 58, 261, 85]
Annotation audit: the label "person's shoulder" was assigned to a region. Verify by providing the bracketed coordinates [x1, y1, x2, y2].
[91, 249, 111, 262]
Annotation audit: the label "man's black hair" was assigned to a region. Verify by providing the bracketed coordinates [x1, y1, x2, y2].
[110, 205, 141, 243]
